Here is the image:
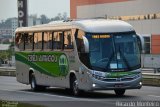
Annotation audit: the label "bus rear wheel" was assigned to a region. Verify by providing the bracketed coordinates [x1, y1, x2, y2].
[30, 73, 46, 91]
[30, 73, 39, 91]
[114, 89, 125, 96]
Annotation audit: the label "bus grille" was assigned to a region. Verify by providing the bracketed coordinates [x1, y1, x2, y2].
[94, 74, 140, 82]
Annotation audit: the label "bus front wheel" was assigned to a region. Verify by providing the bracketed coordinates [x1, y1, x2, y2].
[71, 76, 81, 96]
[114, 89, 125, 96]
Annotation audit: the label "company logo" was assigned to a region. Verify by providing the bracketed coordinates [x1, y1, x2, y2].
[59, 54, 69, 76]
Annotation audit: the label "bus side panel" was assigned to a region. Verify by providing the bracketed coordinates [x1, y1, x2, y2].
[47, 51, 76, 88]
[16, 61, 30, 84]
[75, 68, 93, 91]
[69, 52, 93, 91]
[34, 70, 70, 88]
[33, 69, 58, 87]
[16, 50, 93, 90]
[16, 51, 73, 88]
[33, 51, 78, 88]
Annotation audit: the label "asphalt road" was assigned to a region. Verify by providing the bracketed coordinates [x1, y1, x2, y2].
[0, 76, 160, 107]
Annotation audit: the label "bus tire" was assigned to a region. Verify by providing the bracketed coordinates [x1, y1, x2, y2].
[114, 89, 125, 96]
[71, 76, 81, 96]
[30, 73, 39, 91]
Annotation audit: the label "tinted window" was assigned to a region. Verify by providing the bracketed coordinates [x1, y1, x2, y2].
[44, 32, 53, 50]
[53, 32, 63, 50]
[64, 31, 73, 50]
[25, 33, 34, 50]
[34, 32, 42, 50]
[15, 33, 24, 50]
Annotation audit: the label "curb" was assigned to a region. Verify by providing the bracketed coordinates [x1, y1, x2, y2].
[142, 73, 160, 87]
[0, 68, 16, 77]
[0, 71, 16, 77]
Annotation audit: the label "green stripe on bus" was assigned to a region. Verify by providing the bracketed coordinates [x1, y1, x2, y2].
[106, 72, 140, 78]
[15, 52, 69, 77]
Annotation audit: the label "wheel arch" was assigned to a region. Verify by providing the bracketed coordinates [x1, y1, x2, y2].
[29, 68, 35, 84]
[69, 71, 76, 89]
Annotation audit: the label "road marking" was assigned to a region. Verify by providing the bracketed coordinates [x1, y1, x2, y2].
[0, 89, 96, 101]
[18, 90, 86, 101]
[148, 95, 160, 98]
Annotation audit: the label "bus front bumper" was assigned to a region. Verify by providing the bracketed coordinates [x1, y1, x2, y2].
[90, 76, 142, 91]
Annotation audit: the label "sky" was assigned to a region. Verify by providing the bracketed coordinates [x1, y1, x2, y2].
[0, 0, 70, 21]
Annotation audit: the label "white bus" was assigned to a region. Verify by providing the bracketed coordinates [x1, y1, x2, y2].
[15, 19, 142, 96]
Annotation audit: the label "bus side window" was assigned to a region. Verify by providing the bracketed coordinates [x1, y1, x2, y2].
[44, 32, 52, 50]
[76, 30, 85, 53]
[15, 33, 24, 51]
[64, 31, 73, 50]
[34, 32, 42, 50]
[25, 33, 34, 50]
[53, 32, 63, 50]
[76, 29, 91, 68]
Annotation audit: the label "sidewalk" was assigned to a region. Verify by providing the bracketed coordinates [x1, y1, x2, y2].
[142, 68, 160, 86]
[142, 68, 160, 74]
[0, 66, 16, 76]
[0, 66, 16, 69]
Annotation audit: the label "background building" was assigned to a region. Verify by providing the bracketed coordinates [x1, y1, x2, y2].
[11, 18, 18, 40]
[70, 0, 160, 69]
[28, 15, 41, 26]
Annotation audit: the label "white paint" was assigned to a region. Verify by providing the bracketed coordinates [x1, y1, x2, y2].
[18, 1, 23, 8]
[0, 88, 95, 101]
[148, 95, 160, 98]
[16, 19, 134, 33]
[74, 19, 134, 33]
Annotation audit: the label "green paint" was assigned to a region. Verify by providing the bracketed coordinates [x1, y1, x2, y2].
[15, 52, 69, 77]
[106, 72, 140, 78]
[59, 54, 69, 76]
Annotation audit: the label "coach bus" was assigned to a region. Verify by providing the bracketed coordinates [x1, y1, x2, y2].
[15, 19, 142, 96]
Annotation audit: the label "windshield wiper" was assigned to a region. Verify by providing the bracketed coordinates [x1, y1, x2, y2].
[118, 47, 131, 71]
[91, 66, 107, 71]
[104, 47, 131, 71]
[105, 51, 115, 71]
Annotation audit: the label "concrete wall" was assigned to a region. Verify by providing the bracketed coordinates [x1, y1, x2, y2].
[128, 19, 160, 34]
[70, 0, 129, 18]
[76, 0, 160, 18]
[71, 0, 160, 34]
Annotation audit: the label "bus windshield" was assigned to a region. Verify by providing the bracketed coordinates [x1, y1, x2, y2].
[86, 32, 141, 72]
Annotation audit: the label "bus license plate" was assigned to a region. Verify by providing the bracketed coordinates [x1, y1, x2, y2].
[115, 84, 124, 88]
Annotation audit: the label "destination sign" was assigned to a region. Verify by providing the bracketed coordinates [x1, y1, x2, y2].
[92, 35, 111, 39]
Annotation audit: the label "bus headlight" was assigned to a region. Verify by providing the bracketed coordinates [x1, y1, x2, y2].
[139, 82, 142, 86]
[92, 74, 104, 80]
[92, 84, 96, 87]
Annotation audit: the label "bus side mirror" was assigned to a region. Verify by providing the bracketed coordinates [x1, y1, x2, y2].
[82, 36, 89, 53]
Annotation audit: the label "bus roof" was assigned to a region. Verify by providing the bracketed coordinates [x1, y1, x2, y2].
[73, 19, 134, 33]
[15, 19, 134, 33]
